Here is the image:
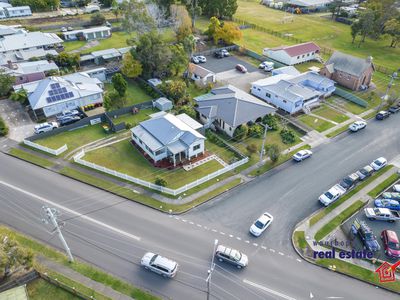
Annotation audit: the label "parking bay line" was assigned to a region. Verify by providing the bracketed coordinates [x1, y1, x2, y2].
[243, 279, 297, 300]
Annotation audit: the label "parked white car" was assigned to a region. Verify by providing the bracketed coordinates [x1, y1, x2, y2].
[393, 185, 400, 192]
[191, 56, 200, 64]
[141, 252, 178, 278]
[292, 149, 312, 162]
[197, 55, 207, 63]
[249, 212, 273, 237]
[34, 122, 59, 134]
[319, 184, 346, 206]
[349, 120, 367, 132]
[370, 157, 387, 171]
[259, 61, 274, 71]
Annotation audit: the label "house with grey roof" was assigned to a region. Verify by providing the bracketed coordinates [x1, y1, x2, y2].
[14, 72, 103, 119]
[0, 24, 26, 37]
[2, 60, 59, 85]
[320, 51, 375, 91]
[131, 113, 205, 166]
[63, 26, 111, 41]
[194, 85, 276, 137]
[251, 70, 335, 114]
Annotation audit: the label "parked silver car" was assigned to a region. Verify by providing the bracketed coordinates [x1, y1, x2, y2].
[141, 252, 178, 278]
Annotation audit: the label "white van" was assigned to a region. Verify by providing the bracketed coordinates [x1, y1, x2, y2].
[85, 5, 100, 13]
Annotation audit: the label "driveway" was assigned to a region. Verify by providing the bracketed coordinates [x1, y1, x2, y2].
[0, 99, 36, 142]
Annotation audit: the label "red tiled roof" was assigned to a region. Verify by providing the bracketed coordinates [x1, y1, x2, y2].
[271, 42, 320, 57]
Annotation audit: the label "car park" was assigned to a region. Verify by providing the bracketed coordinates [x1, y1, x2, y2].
[339, 173, 360, 190]
[374, 198, 400, 210]
[381, 230, 400, 258]
[141, 252, 178, 278]
[393, 184, 400, 192]
[235, 64, 247, 73]
[353, 220, 381, 252]
[319, 184, 346, 206]
[356, 165, 374, 180]
[34, 122, 59, 134]
[382, 192, 400, 200]
[292, 149, 312, 162]
[249, 212, 273, 237]
[364, 207, 400, 222]
[375, 110, 390, 120]
[58, 115, 81, 126]
[370, 157, 387, 171]
[389, 105, 400, 113]
[215, 245, 248, 268]
[348, 120, 366, 132]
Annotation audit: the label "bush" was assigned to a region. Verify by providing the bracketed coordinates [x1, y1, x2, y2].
[268, 144, 280, 163]
[262, 114, 279, 131]
[280, 129, 296, 144]
[246, 143, 258, 154]
[90, 12, 106, 26]
[248, 124, 264, 138]
[155, 177, 167, 187]
[0, 117, 8, 136]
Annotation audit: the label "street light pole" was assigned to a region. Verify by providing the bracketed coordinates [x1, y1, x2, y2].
[206, 239, 218, 300]
[381, 69, 399, 108]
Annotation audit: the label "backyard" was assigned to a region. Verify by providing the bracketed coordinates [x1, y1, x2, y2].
[27, 279, 81, 300]
[105, 79, 153, 107]
[83, 139, 226, 189]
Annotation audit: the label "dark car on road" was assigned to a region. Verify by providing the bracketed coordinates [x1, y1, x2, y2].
[339, 173, 360, 190]
[59, 115, 81, 126]
[376, 110, 390, 120]
[389, 105, 400, 114]
[356, 165, 374, 180]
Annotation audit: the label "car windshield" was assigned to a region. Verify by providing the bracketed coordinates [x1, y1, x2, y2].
[360, 169, 368, 175]
[324, 191, 334, 199]
[343, 177, 353, 184]
[150, 254, 158, 264]
[231, 250, 242, 261]
[374, 160, 382, 166]
[389, 242, 400, 250]
[254, 220, 264, 229]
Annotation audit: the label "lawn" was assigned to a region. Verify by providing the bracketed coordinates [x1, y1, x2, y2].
[298, 115, 335, 132]
[35, 124, 108, 154]
[367, 173, 400, 198]
[205, 140, 238, 164]
[9, 148, 54, 168]
[63, 40, 87, 52]
[111, 108, 153, 126]
[312, 105, 349, 123]
[27, 279, 80, 300]
[293, 230, 307, 251]
[105, 80, 153, 107]
[83, 139, 225, 189]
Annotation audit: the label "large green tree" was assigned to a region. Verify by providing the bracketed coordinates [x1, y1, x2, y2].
[168, 44, 189, 76]
[121, 52, 143, 78]
[0, 70, 15, 97]
[198, 0, 238, 19]
[11, 0, 59, 11]
[358, 9, 375, 46]
[384, 18, 400, 47]
[365, 0, 399, 36]
[121, 0, 155, 34]
[111, 73, 127, 97]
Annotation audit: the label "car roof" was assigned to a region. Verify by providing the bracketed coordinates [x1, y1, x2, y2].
[362, 165, 373, 171]
[258, 213, 272, 224]
[385, 230, 399, 243]
[153, 255, 176, 270]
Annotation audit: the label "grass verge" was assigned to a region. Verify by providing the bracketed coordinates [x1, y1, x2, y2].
[326, 124, 349, 138]
[317, 259, 400, 293]
[309, 165, 393, 226]
[293, 231, 307, 251]
[27, 278, 82, 300]
[315, 200, 365, 241]
[367, 173, 400, 198]
[9, 148, 54, 168]
[0, 226, 158, 300]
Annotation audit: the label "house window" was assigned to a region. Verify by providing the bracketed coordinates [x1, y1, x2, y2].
[155, 149, 164, 156]
[257, 88, 260, 91]
[265, 92, 271, 98]
[193, 144, 201, 151]
[297, 56, 300, 59]
[307, 53, 310, 56]
[132, 132, 137, 139]
[302, 55, 305, 58]
[312, 52, 314, 55]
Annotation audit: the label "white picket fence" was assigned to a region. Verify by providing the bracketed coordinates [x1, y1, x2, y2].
[73, 150, 248, 196]
[24, 139, 68, 156]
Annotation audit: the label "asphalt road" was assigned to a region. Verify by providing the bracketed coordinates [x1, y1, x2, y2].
[0, 116, 399, 299]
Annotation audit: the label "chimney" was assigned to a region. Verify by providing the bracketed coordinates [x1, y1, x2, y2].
[366, 56, 373, 63]
[7, 60, 16, 69]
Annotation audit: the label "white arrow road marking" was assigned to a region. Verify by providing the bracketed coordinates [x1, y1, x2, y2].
[326, 297, 343, 299]
[310, 292, 314, 299]
[0, 180, 141, 241]
[243, 279, 297, 300]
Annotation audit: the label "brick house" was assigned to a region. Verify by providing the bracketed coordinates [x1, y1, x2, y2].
[320, 51, 375, 91]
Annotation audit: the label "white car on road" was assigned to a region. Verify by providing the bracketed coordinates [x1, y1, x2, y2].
[249, 212, 273, 237]
[370, 157, 387, 171]
[196, 55, 206, 63]
[292, 149, 313, 162]
[141, 252, 178, 278]
[319, 184, 346, 206]
[34, 122, 59, 134]
[349, 120, 367, 132]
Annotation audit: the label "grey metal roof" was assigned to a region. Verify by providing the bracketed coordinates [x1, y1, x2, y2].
[131, 125, 163, 151]
[167, 140, 187, 154]
[263, 80, 320, 103]
[0, 32, 62, 52]
[290, 71, 334, 89]
[194, 85, 275, 127]
[325, 51, 374, 77]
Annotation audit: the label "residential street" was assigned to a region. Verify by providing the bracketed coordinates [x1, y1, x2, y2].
[0, 115, 399, 299]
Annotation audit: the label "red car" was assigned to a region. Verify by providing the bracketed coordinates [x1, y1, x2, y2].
[235, 64, 247, 73]
[381, 230, 400, 258]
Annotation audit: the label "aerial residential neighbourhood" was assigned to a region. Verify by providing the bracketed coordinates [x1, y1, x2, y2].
[0, 0, 400, 299]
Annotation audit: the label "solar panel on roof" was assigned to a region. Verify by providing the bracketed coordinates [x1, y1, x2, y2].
[46, 83, 75, 103]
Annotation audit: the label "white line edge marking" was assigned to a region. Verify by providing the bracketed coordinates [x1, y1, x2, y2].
[0, 180, 141, 241]
[279, 252, 285, 256]
[261, 246, 266, 250]
[243, 279, 297, 300]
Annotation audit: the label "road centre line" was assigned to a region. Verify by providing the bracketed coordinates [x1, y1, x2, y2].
[0, 180, 141, 241]
[243, 279, 297, 300]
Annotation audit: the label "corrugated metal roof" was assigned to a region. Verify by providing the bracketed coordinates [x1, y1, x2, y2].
[325, 51, 374, 77]
[0, 32, 62, 52]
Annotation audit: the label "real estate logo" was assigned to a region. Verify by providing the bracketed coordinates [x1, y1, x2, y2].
[375, 260, 400, 283]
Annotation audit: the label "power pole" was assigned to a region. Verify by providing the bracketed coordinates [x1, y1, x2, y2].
[206, 239, 218, 300]
[42, 206, 74, 262]
[259, 124, 272, 164]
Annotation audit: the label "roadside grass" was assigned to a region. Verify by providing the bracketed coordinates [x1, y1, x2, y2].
[0, 226, 158, 300]
[83, 139, 224, 189]
[8, 148, 54, 168]
[312, 105, 349, 124]
[309, 165, 394, 226]
[104, 80, 153, 107]
[27, 278, 81, 300]
[317, 259, 400, 293]
[367, 173, 400, 198]
[363, 110, 378, 120]
[315, 200, 365, 241]
[326, 124, 349, 138]
[297, 115, 335, 132]
[293, 231, 307, 251]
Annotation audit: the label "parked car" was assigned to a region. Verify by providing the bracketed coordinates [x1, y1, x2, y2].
[214, 50, 225, 59]
[58, 115, 81, 126]
[105, 21, 112, 28]
[235, 64, 247, 73]
[393, 184, 400, 192]
[319, 184, 346, 206]
[376, 110, 390, 120]
[147, 78, 162, 87]
[364, 207, 400, 222]
[215, 245, 248, 268]
[221, 49, 230, 57]
[370, 157, 387, 171]
[141, 252, 178, 278]
[382, 192, 400, 200]
[349, 120, 366, 132]
[197, 55, 207, 63]
[356, 165, 374, 180]
[339, 173, 360, 190]
[56, 109, 82, 120]
[61, 27, 67, 32]
[353, 220, 380, 252]
[67, 26, 73, 31]
[191, 56, 200, 64]
[249, 212, 273, 237]
[292, 149, 312, 162]
[374, 198, 400, 210]
[381, 230, 400, 258]
[34, 122, 59, 134]
[259, 61, 274, 71]
[389, 106, 400, 114]
[85, 5, 100, 13]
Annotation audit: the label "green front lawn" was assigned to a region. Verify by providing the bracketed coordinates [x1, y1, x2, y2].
[83, 139, 224, 189]
[9, 148, 54, 168]
[63, 40, 87, 52]
[312, 105, 349, 123]
[27, 279, 81, 300]
[367, 173, 400, 198]
[298, 115, 335, 132]
[205, 140, 238, 164]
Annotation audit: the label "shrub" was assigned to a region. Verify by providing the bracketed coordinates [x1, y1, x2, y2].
[90, 12, 106, 26]
[280, 129, 296, 144]
[262, 114, 279, 131]
[233, 124, 248, 141]
[268, 144, 280, 163]
[248, 124, 264, 138]
[155, 177, 167, 187]
[0, 117, 8, 136]
[246, 143, 258, 154]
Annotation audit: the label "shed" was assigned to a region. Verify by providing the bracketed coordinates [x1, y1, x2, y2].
[153, 97, 173, 111]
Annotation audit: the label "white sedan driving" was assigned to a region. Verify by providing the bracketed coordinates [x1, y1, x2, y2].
[349, 120, 367, 132]
[249, 212, 273, 237]
[292, 149, 313, 162]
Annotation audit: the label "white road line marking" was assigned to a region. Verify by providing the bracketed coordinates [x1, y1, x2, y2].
[279, 252, 285, 256]
[296, 259, 302, 263]
[182, 219, 187, 222]
[197, 224, 202, 227]
[253, 243, 258, 247]
[269, 248, 275, 252]
[220, 232, 225, 235]
[189, 221, 194, 225]
[212, 229, 217, 232]
[229, 234, 233, 238]
[243, 279, 297, 300]
[236, 237, 241, 240]
[261, 246, 267, 250]
[245, 240, 250, 244]
[174, 217, 180, 220]
[0, 180, 141, 241]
